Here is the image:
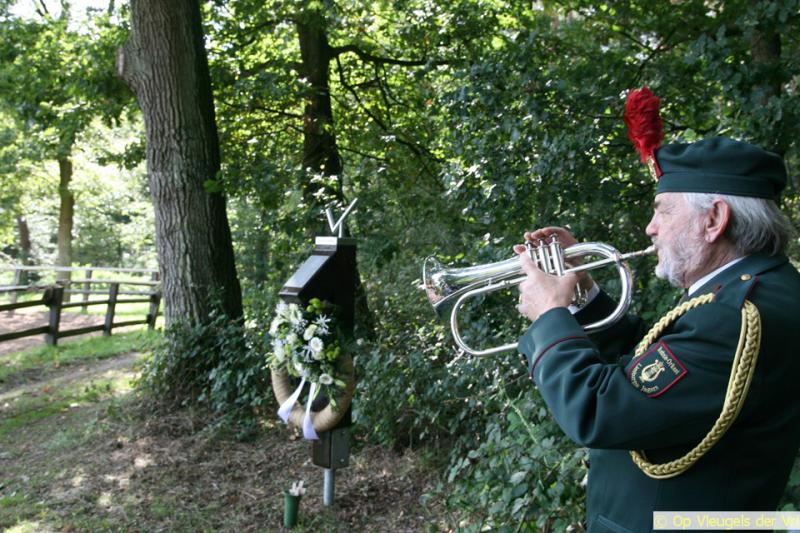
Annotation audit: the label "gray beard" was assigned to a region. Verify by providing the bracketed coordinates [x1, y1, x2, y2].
[654, 235, 706, 288]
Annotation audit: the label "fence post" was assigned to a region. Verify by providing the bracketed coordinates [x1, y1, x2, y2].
[104, 283, 119, 336]
[147, 291, 161, 330]
[9, 268, 21, 307]
[81, 268, 93, 313]
[45, 285, 64, 346]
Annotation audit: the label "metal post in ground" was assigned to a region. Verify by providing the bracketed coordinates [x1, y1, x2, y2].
[323, 468, 335, 506]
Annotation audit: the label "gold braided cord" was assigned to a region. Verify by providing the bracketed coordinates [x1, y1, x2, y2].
[636, 293, 715, 350]
[629, 297, 762, 480]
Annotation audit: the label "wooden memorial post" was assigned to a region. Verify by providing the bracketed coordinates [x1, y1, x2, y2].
[278, 199, 359, 506]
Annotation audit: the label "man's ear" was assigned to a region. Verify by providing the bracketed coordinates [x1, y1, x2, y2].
[704, 199, 731, 243]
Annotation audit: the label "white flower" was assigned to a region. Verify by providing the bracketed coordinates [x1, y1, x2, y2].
[275, 344, 286, 363]
[272, 341, 286, 362]
[269, 317, 284, 334]
[301, 345, 317, 361]
[294, 362, 308, 377]
[276, 301, 288, 317]
[303, 324, 318, 340]
[288, 304, 302, 325]
[286, 333, 298, 346]
[289, 480, 306, 496]
[309, 337, 324, 353]
[314, 315, 331, 335]
[319, 373, 334, 386]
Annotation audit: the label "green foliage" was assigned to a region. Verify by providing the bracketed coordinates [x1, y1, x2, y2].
[0, 6, 146, 267]
[353, 288, 590, 527]
[4, 0, 800, 528]
[138, 301, 272, 434]
[0, 8, 131, 157]
[443, 393, 587, 531]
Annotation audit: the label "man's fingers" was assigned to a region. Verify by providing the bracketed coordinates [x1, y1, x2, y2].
[562, 272, 580, 289]
[523, 226, 578, 248]
[519, 251, 542, 275]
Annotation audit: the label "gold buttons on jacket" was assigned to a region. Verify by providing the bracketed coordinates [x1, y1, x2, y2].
[741, 274, 752, 281]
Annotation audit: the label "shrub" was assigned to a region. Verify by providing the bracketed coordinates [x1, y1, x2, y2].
[138, 303, 272, 435]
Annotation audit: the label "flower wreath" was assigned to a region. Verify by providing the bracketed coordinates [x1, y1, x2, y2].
[267, 298, 355, 439]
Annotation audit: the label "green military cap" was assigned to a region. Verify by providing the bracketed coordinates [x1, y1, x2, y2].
[654, 137, 787, 199]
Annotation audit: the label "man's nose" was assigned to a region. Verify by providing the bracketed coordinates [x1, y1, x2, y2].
[645, 216, 657, 237]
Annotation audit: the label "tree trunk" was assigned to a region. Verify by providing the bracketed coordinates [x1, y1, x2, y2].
[117, 0, 242, 326]
[297, 8, 344, 206]
[15, 214, 31, 285]
[56, 156, 74, 301]
[16, 214, 31, 264]
[296, 8, 375, 338]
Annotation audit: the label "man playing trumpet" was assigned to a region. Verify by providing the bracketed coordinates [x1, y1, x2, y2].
[514, 89, 800, 532]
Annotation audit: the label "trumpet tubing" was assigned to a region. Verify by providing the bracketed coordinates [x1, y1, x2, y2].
[423, 236, 655, 357]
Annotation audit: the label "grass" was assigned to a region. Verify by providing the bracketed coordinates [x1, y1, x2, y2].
[0, 329, 161, 384]
[1, 376, 137, 439]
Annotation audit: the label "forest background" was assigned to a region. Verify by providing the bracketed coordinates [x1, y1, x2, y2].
[1, 0, 799, 529]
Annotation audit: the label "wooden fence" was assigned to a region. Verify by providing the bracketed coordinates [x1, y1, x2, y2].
[0, 265, 161, 347]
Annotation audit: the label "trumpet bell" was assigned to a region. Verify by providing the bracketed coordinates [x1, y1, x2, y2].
[422, 256, 447, 315]
[423, 254, 521, 317]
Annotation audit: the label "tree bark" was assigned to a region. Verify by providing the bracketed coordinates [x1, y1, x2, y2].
[296, 8, 375, 337]
[15, 214, 31, 285]
[297, 8, 344, 205]
[56, 156, 74, 301]
[16, 214, 31, 265]
[117, 0, 242, 326]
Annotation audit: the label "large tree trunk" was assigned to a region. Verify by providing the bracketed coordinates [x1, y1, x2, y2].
[56, 156, 74, 301]
[117, 0, 242, 326]
[297, 8, 344, 206]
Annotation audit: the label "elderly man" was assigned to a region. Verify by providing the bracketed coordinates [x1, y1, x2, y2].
[515, 136, 800, 532]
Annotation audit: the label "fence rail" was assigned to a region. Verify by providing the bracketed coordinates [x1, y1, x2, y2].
[0, 265, 161, 347]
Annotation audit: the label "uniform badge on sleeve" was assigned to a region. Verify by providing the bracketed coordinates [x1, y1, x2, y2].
[627, 341, 687, 397]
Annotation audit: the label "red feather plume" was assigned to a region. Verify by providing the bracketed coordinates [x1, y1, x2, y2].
[624, 87, 663, 166]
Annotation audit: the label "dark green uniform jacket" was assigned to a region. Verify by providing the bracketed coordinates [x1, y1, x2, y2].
[518, 253, 800, 533]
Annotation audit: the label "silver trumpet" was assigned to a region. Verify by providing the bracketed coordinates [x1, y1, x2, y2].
[423, 235, 655, 357]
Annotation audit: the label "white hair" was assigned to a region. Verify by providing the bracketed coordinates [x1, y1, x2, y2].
[684, 192, 795, 256]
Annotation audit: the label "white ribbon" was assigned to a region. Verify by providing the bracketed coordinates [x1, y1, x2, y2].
[303, 382, 320, 440]
[277, 376, 306, 423]
[276, 376, 320, 440]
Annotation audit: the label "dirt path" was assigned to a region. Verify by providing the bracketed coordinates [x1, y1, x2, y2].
[0, 350, 147, 404]
[0, 350, 445, 532]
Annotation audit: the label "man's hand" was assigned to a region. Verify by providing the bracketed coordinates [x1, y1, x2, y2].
[514, 249, 579, 322]
[518, 226, 593, 292]
[522, 226, 579, 249]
